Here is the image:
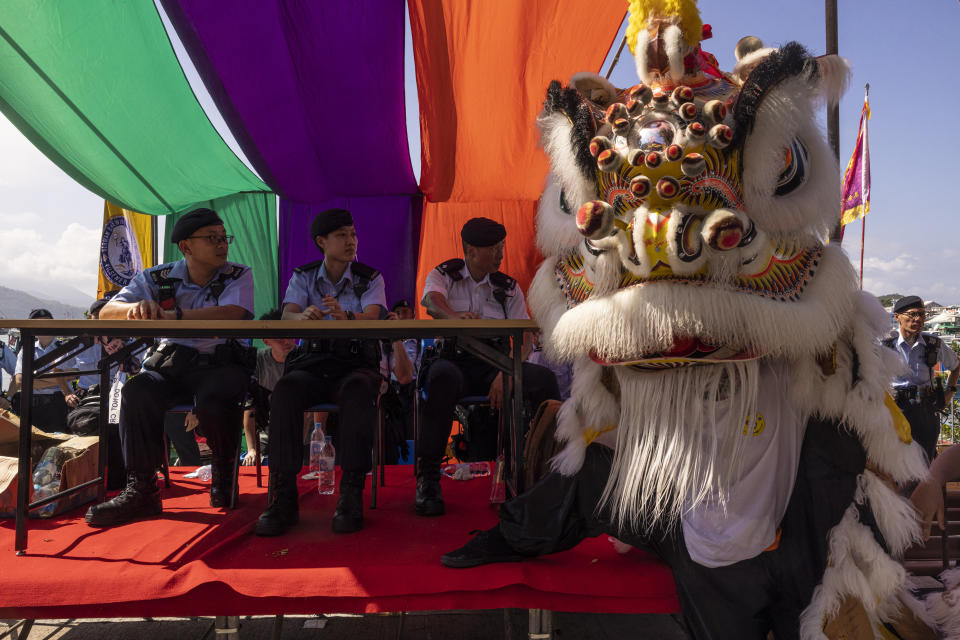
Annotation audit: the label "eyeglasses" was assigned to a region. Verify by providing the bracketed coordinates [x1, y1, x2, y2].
[898, 311, 925, 320]
[187, 234, 234, 245]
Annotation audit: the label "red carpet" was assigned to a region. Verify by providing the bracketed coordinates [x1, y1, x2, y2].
[0, 467, 679, 618]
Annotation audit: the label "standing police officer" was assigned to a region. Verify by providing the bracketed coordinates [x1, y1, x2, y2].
[86, 208, 255, 527]
[886, 295, 960, 462]
[255, 208, 386, 537]
[418, 217, 560, 517]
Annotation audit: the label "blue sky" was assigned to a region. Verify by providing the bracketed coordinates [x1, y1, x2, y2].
[1, 1, 958, 305]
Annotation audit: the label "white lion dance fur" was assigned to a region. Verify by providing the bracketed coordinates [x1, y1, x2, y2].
[526, 1, 943, 637]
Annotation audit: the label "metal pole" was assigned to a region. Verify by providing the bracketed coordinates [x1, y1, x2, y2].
[151, 214, 159, 267]
[605, 36, 628, 79]
[826, 0, 843, 243]
[15, 331, 34, 554]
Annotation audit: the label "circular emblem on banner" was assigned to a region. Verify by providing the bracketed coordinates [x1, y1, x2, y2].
[100, 216, 142, 287]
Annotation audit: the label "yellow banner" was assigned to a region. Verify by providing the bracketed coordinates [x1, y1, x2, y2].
[96, 201, 155, 300]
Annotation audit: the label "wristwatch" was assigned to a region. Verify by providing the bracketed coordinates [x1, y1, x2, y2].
[345, 310, 355, 320]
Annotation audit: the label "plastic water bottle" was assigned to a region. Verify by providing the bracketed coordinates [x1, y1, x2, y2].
[318, 436, 335, 495]
[308, 422, 325, 478]
[195, 464, 212, 482]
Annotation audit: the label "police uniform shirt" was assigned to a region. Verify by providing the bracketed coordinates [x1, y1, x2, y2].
[113, 260, 254, 354]
[74, 342, 101, 389]
[892, 330, 959, 388]
[422, 263, 528, 320]
[282, 262, 387, 319]
[15, 339, 73, 396]
[0, 341, 15, 376]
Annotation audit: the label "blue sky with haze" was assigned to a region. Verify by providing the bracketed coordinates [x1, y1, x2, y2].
[0, 1, 957, 306]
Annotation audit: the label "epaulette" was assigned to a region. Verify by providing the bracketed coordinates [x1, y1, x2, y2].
[489, 271, 517, 291]
[148, 265, 179, 284]
[224, 264, 247, 279]
[350, 261, 381, 281]
[436, 259, 465, 281]
[293, 260, 324, 274]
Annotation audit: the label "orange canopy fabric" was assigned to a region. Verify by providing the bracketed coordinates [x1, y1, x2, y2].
[409, 0, 626, 315]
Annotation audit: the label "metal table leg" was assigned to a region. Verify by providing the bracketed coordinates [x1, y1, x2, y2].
[15, 330, 34, 555]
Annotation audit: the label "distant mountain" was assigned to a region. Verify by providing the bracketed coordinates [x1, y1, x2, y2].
[877, 293, 902, 308]
[0, 284, 87, 321]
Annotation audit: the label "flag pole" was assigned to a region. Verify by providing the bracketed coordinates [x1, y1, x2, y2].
[859, 83, 869, 290]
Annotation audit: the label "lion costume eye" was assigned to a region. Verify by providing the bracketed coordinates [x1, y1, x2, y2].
[774, 139, 808, 196]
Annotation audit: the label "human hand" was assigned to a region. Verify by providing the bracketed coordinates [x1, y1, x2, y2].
[321, 296, 347, 320]
[456, 311, 483, 320]
[65, 394, 80, 408]
[128, 300, 165, 320]
[910, 478, 945, 539]
[241, 452, 259, 466]
[0, 396, 10, 411]
[185, 412, 200, 432]
[487, 372, 512, 411]
[299, 305, 326, 321]
[385, 311, 399, 321]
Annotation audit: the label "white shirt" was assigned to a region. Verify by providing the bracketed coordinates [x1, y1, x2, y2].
[892, 330, 959, 388]
[422, 262, 529, 320]
[681, 360, 805, 568]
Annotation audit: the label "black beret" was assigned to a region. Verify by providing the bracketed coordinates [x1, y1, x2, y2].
[311, 208, 354, 241]
[88, 292, 116, 317]
[391, 299, 411, 311]
[171, 207, 223, 243]
[28, 308, 53, 319]
[893, 295, 924, 314]
[460, 217, 506, 247]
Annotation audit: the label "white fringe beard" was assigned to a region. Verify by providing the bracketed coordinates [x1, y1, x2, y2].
[600, 360, 760, 534]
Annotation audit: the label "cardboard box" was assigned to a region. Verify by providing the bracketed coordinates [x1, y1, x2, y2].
[0, 410, 100, 518]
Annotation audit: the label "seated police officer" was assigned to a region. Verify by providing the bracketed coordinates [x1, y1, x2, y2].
[86, 208, 255, 527]
[419, 217, 560, 516]
[9, 308, 79, 429]
[885, 295, 960, 463]
[255, 208, 386, 537]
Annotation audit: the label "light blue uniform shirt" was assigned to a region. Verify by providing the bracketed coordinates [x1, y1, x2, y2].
[16, 339, 73, 395]
[282, 261, 386, 319]
[75, 342, 101, 389]
[113, 259, 255, 354]
[0, 341, 15, 376]
[892, 330, 960, 388]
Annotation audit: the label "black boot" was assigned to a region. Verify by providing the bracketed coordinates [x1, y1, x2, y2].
[331, 471, 365, 533]
[415, 458, 445, 517]
[441, 525, 530, 568]
[85, 471, 162, 527]
[210, 459, 239, 508]
[255, 469, 300, 536]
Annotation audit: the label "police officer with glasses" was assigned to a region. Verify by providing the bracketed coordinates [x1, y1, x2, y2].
[886, 295, 960, 463]
[86, 208, 255, 527]
[255, 208, 386, 537]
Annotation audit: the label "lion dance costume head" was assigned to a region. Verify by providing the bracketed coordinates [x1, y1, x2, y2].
[528, 0, 946, 635]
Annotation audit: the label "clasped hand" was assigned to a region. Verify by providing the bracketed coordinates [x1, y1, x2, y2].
[299, 295, 347, 321]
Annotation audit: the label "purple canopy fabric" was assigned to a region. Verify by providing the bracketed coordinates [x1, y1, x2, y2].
[161, 0, 416, 202]
[279, 197, 422, 310]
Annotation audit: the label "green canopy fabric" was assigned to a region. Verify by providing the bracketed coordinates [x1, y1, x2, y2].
[0, 1, 268, 215]
[164, 192, 278, 318]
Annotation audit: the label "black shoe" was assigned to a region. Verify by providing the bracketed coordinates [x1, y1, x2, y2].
[331, 471, 365, 534]
[85, 472, 162, 527]
[415, 458, 445, 517]
[210, 460, 239, 508]
[440, 526, 529, 568]
[255, 470, 299, 537]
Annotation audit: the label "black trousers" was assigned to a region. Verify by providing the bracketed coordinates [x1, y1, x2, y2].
[418, 356, 560, 461]
[496, 418, 864, 640]
[119, 364, 248, 474]
[900, 401, 940, 462]
[31, 392, 68, 433]
[267, 362, 380, 474]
